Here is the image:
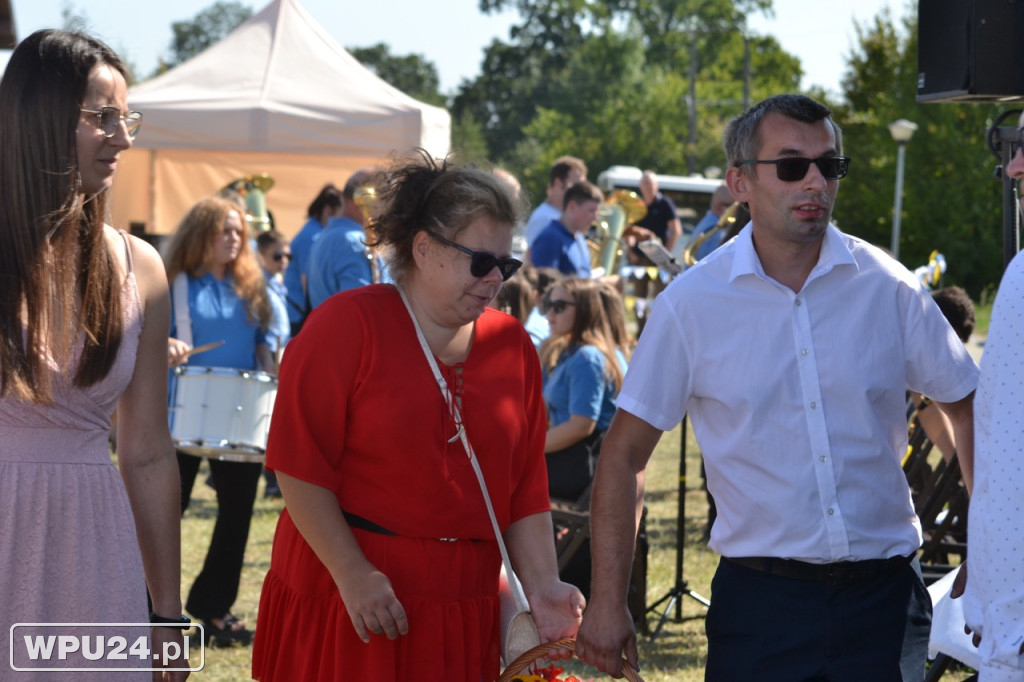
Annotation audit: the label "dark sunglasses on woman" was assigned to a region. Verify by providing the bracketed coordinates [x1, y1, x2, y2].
[429, 232, 522, 281]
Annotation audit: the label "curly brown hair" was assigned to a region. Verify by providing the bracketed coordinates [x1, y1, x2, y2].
[163, 196, 271, 328]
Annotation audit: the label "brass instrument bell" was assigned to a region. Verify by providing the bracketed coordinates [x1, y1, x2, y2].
[682, 201, 739, 267]
[223, 173, 275, 233]
[592, 189, 648, 274]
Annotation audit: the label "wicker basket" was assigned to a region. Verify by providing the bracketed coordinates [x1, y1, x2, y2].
[498, 637, 644, 682]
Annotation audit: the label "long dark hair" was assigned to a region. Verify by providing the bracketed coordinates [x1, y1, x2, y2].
[0, 29, 127, 403]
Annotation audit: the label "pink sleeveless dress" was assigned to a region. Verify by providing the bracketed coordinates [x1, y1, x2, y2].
[0, 233, 149, 680]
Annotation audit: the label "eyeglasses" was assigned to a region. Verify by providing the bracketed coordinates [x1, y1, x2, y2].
[272, 251, 292, 262]
[428, 232, 522, 281]
[80, 107, 143, 139]
[736, 156, 850, 182]
[542, 298, 576, 315]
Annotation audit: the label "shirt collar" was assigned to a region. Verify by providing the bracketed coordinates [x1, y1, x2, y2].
[729, 223, 858, 286]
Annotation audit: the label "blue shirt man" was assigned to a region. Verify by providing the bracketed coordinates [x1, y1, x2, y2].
[307, 215, 373, 309]
[283, 216, 321, 326]
[531, 220, 592, 278]
[530, 180, 604, 278]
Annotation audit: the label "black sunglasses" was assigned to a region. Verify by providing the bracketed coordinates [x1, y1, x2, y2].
[429, 232, 522, 281]
[543, 299, 576, 314]
[272, 251, 292, 262]
[736, 156, 851, 182]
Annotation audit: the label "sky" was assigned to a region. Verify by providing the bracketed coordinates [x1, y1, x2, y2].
[6, 0, 909, 96]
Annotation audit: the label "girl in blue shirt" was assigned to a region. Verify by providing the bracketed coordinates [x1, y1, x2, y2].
[164, 195, 272, 646]
[539, 277, 627, 502]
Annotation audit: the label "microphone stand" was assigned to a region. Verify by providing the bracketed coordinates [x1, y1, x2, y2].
[645, 413, 711, 640]
[986, 111, 1022, 268]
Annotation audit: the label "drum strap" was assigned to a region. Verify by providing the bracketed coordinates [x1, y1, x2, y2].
[172, 272, 193, 347]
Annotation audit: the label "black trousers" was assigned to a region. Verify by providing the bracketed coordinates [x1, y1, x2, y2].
[704, 555, 931, 682]
[177, 451, 262, 620]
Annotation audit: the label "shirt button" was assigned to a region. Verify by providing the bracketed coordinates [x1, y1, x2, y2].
[827, 508, 835, 515]
[819, 455, 826, 462]
[795, 299, 802, 306]
[810, 401, 817, 409]
[801, 348, 809, 356]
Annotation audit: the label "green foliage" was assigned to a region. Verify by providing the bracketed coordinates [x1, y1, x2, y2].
[165, 1, 253, 70]
[833, 9, 1006, 297]
[347, 43, 446, 107]
[455, 0, 799, 200]
[449, 111, 492, 166]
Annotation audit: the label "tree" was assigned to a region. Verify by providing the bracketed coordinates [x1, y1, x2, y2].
[164, 1, 252, 71]
[348, 43, 445, 107]
[455, 0, 801, 200]
[833, 8, 1005, 297]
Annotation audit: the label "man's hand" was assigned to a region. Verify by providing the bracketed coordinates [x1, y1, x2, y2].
[574, 595, 638, 678]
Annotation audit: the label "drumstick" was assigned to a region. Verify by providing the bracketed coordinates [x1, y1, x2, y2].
[183, 340, 226, 358]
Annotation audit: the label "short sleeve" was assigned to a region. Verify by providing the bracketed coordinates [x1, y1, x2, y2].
[616, 291, 692, 431]
[529, 230, 560, 270]
[507, 324, 552, 524]
[567, 347, 607, 422]
[264, 294, 363, 490]
[903, 280, 978, 402]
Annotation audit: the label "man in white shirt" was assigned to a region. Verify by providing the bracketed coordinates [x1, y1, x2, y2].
[957, 110, 1024, 682]
[575, 94, 979, 681]
[524, 156, 587, 248]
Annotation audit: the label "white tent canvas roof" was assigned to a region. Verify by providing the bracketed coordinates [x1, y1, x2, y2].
[110, 0, 450, 236]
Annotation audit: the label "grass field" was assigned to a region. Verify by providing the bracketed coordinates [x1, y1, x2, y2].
[180, 413, 979, 681]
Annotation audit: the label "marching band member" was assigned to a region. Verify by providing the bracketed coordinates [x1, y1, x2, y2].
[165, 195, 273, 646]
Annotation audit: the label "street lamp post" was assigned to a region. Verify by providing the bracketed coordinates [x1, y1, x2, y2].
[888, 119, 918, 260]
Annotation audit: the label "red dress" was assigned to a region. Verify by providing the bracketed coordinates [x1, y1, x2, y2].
[252, 284, 550, 681]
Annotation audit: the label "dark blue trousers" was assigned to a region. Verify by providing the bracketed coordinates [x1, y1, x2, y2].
[704, 556, 931, 682]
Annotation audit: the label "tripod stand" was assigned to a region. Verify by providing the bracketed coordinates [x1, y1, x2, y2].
[645, 414, 710, 640]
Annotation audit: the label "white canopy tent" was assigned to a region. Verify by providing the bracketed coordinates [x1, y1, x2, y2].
[110, 0, 450, 237]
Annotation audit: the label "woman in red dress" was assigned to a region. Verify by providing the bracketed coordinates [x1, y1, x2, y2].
[252, 152, 584, 681]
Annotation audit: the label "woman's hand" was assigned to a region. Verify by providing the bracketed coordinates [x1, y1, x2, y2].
[167, 338, 191, 368]
[526, 579, 585, 659]
[335, 559, 409, 643]
[150, 626, 190, 681]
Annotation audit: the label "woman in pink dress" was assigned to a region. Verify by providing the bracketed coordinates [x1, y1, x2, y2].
[0, 29, 188, 681]
[252, 152, 585, 681]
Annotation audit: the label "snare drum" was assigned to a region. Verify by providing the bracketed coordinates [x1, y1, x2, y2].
[169, 366, 277, 462]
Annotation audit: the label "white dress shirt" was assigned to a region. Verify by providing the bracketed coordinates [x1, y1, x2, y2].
[618, 223, 978, 563]
[963, 249, 1024, 681]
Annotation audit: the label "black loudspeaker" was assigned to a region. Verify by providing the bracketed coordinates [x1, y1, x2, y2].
[917, 0, 1024, 102]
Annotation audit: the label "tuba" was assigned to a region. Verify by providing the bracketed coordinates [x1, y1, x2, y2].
[222, 173, 275, 234]
[592, 189, 648, 275]
[682, 201, 739, 267]
[353, 184, 378, 226]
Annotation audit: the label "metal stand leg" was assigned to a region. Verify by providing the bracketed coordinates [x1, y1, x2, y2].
[646, 415, 710, 640]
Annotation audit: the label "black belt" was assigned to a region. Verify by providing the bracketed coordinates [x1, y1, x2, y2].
[342, 510, 480, 543]
[343, 510, 397, 536]
[723, 554, 914, 586]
